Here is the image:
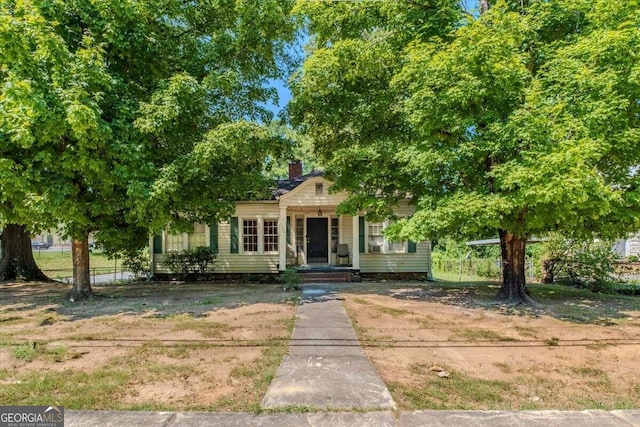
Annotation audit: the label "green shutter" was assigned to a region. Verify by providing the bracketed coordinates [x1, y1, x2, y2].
[230, 217, 239, 253]
[286, 216, 291, 244]
[359, 216, 365, 253]
[407, 215, 417, 253]
[152, 235, 163, 254]
[209, 222, 218, 253]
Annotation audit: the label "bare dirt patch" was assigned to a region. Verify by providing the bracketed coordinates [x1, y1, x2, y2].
[0, 281, 298, 410]
[342, 284, 640, 410]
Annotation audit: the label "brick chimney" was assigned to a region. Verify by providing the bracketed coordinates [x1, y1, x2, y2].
[288, 160, 303, 180]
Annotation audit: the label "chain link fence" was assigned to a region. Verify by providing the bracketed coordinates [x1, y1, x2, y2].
[432, 257, 537, 282]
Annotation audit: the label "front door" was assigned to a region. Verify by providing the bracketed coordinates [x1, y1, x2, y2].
[306, 218, 328, 263]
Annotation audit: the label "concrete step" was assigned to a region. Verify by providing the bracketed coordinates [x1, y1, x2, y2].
[300, 272, 351, 283]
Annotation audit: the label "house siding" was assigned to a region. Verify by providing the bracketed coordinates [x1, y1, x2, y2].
[279, 177, 344, 208]
[154, 202, 281, 274]
[357, 202, 430, 273]
[360, 241, 431, 273]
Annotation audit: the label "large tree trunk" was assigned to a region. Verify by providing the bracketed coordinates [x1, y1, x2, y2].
[496, 230, 536, 305]
[67, 233, 94, 301]
[0, 224, 49, 281]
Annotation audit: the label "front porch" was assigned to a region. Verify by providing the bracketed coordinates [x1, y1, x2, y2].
[277, 209, 361, 272]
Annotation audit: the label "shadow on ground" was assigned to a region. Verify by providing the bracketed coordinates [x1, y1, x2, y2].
[2, 279, 639, 324]
[0, 281, 300, 321]
[333, 280, 640, 324]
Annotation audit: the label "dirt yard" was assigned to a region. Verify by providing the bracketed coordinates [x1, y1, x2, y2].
[341, 282, 640, 410]
[0, 281, 298, 411]
[1, 279, 639, 411]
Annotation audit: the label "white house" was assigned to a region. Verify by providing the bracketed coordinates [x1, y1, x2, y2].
[613, 234, 640, 259]
[150, 161, 432, 280]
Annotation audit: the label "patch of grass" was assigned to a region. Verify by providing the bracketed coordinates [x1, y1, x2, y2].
[170, 314, 234, 338]
[452, 328, 518, 342]
[514, 325, 538, 338]
[257, 405, 321, 414]
[68, 332, 118, 341]
[585, 342, 614, 351]
[11, 342, 38, 361]
[415, 314, 440, 329]
[351, 297, 372, 305]
[165, 343, 209, 359]
[0, 315, 30, 326]
[493, 362, 513, 373]
[275, 317, 296, 334]
[194, 296, 223, 306]
[570, 366, 607, 378]
[142, 360, 197, 381]
[10, 341, 81, 363]
[43, 345, 73, 363]
[545, 337, 560, 347]
[210, 344, 288, 411]
[0, 367, 130, 408]
[389, 369, 515, 410]
[34, 250, 123, 278]
[373, 305, 412, 317]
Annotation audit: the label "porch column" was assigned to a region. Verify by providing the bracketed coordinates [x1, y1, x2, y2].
[278, 207, 287, 272]
[148, 235, 155, 276]
[352, 215, 360, 270]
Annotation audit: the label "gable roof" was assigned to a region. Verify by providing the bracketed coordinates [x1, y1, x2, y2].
[274, 170, 325, 197]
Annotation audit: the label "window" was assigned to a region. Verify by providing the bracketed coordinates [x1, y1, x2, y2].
[368, 222, 384, 253]
[367, 220, 406, 253]
[243, 219, 258, 253]
[296, 218, 304, 253]
[189, 223, 207, 249]
[331, 217, 339, 253]
[315, 182, 323, 195]
[166, 233, 183, 252]
[263, 219, 278, 253]
[386, 220, 405, 253]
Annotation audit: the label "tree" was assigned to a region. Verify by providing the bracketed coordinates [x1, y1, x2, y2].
[0, 224, 48, 281]
[1, 0, 297, 299]
[291, 0, 640, 304]
[263, 123, 322, 179]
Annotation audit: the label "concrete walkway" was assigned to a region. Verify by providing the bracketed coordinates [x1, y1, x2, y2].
[261, 287, 395, 410]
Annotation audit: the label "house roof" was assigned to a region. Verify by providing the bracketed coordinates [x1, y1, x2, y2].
[274, 170, 325, 197]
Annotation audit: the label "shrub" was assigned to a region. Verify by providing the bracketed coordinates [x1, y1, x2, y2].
[122, 250, 151, 280]
[165, 246, 217, 277]
[280, 268, 301, 291]
[542, 235, 618, 293]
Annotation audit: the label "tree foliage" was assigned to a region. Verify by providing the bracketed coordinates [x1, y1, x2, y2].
[1, 0, 297, 294]
[542, 234, 619, 293]
[291, 0, 640, 303]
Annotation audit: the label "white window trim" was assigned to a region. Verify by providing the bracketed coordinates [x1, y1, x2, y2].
[188, 223, 208, 249]
[263, 218, 279, 255]
[240, 216, 280, 255]
[163, 231, 188, 252]
[241, 217, 259, 255]
[365, 219, 407, 254]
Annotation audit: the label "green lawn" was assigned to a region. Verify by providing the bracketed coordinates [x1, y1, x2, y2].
[32, 250, 123, 279]
[432, 270, 497, 283]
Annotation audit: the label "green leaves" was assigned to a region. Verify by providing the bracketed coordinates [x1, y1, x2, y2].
[293, 0, 640, 246]
[1, 0, 297, 255]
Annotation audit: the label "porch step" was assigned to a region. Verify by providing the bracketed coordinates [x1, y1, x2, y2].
[299, 271, 351, 283]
